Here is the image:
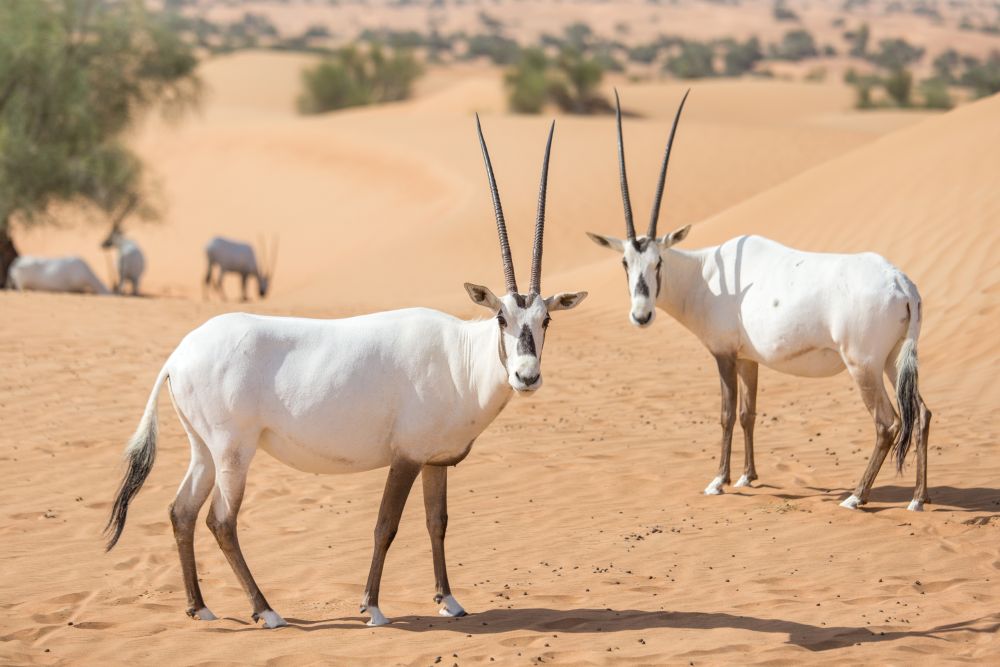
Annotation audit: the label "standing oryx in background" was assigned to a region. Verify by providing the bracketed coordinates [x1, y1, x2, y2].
[104, 116, 586, 629]
[587, 90, 931, 511]
[100, 196, 146, 295]
[101, 232, 145, 297]
[203, 236, 276, 301]
[8, 256, 110, 295]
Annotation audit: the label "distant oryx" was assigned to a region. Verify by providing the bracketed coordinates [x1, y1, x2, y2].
[8, 256, 110, 295]
[204, 236, 276, 301]
[101, 228, 146, 296]
[587, 91, 931, 511]
[104, 116, 586, 628]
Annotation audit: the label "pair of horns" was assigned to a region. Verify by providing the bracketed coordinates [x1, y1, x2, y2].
[475, 114, 554, 296]
[616, 88, 690, 241]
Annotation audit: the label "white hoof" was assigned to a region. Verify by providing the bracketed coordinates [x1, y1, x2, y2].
[193, 607, 217, 621]
[366, 606, 390, 627]
[907, 499, 924, 512]
[438, 594, 467, 618]
[260, 610, 287, 628]
[840, 494, 861, 510]
[734, 474, 753, 488]
[704, 477, 725, 495]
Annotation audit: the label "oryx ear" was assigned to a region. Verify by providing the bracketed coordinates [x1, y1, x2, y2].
[464, 282, 501, 311]
[657, 225, 691, 248]
[545, 291, 588, 311]
[586, 232, 625, 252]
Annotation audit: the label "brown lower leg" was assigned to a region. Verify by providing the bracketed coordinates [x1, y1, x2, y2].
[737, 360, 759, 482]
[715, 355, 738, 483]
[206, 502, 272, 619]
[914, 400, 932, 503]
[360, 459, 421, 612]
[169, 502, 206, 616]
[854, 422, 893, 503]
[422, 465, 452, 603]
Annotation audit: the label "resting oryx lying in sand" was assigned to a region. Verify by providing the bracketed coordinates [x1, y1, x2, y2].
[8, 256, 110, 295]
[101, 228, 146, 296]
[587, 91, 931, 511]
[203, 236, 276, 301]
[105, 116, 586, 628]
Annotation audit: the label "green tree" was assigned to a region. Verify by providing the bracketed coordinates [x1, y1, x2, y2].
[772, 29, 818, 61]
[845, 23, 870, 57]
[960, 51, 1000, 97]
[883, 67, 913, 106]
[723, 37, 763, 76]
[0, 0, 200, 286]
[504, 48, 549, 113]
[920, 78, 953, 109]
[549, 48, 609, 114]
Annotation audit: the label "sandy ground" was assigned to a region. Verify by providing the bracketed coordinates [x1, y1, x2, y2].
[2, 54, 999, 665]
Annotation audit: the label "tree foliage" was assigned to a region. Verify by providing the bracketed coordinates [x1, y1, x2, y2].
[0, 0, 200, 283]
[504, 48, 610, 115]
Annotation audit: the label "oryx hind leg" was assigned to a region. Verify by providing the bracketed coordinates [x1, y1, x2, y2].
[705, 354, 738, 495]
[170, 414, 217, 621]
[841, 359, 897, 510]
[205, 443, 285, 628]
[884, 359, 933, 510]
[735, 360, 759, 488]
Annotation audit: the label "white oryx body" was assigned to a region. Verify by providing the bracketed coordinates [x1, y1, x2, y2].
[102, 229, 146, 295]
[589, 90, 930, 512]
[655, 236, 918, 380]
[8, 256, 110, 295]
[106, 116, 586, 630]
[204, 236, 273, 301]
[163, 309, 514, 477]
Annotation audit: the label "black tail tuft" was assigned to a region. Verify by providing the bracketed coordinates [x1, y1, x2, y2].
[893, 340, 920, 474]
[104, 421, 157, 551]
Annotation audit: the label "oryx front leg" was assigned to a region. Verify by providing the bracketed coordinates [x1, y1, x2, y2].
[361, 458, 421, 626]
[841, 362, 897, 510]
[206, 449, 285, 628]
[706, 354, 738, 495]
[423, 465, 466, 618]
[734, 360, 759, 488]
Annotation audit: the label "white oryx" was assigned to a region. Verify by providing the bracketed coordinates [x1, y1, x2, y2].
[101, 227, 146, 296]
[587, 91, 931, 511]
[105, 116, 586, 629]
[203, 236, 276, 301]
[8, 256, 110, 295]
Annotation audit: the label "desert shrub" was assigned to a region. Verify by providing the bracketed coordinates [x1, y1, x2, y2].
[920, 78, 953, 109]
[505, 49, 550, 113]
[297, 45, 423, 114]
[723, 36, 763, 76]
[883, 67, 913, 106]
[960, 51, 1000, 97]
[868, 38, 924, 70]
[666, 41, 716, 78]
[932, 49, 960, 83]
[771, 29, 818, 61]
[773, 0, 799, 21]
[628, 43, 662, 64]
[464, 33, 520, 65]
[844, 23, 869, 57]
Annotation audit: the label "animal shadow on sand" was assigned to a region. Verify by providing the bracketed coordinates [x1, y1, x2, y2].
[752, 484, 1000, 514]
[208, 609, 1000, 652]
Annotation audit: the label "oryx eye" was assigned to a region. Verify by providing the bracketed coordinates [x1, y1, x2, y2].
[621, 258, 628, 270]
[542, 315, 551, 329]
[497, 314, 507, 328]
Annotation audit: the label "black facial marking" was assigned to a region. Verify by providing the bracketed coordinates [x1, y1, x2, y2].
[635, 274, 650, 297]
[512, 293, 527, 308]
[631, 238, 651, 252]
[655, 259, 662, 297]
[517, 324, 537, 357]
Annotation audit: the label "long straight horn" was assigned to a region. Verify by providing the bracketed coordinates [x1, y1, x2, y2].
[614, 89, 636, 242]
[647, 88, 690, 239]
[475, 113, 518, 294]
[529, 120, 555, 295]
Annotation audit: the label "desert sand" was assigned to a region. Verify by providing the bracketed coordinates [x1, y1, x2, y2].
[2, 52, 998, 665]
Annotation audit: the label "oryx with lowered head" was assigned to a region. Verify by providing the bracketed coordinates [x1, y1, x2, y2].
[104, 116, 587, 628]
[204, 235, 276, 301]
[587, 90, 931, 511]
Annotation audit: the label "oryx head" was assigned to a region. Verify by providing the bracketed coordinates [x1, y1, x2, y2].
[465, 115, 587, 394]
[100, 227, 122, 250]
[256, 235, 278, 298]
[587, 89, 691, 328]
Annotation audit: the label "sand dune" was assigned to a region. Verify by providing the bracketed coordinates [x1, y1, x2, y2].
[2, 53, 998, 665]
